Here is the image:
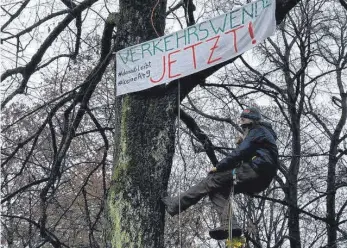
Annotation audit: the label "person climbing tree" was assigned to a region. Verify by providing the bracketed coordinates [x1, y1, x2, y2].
[162, 107, 279, 240]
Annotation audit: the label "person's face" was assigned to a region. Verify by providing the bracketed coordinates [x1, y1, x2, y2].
[239, 117, 253, 126]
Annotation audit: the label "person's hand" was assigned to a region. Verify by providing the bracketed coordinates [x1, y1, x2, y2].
[235, 135, 243, 145]
[209, 167, 217, 174]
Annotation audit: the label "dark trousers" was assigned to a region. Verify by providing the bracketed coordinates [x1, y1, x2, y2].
[170, 163, 268, 227]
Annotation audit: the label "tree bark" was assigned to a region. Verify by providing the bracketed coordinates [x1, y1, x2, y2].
[108, 1, 173, 247]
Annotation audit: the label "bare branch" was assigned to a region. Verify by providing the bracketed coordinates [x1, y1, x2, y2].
[179, 108, 218, 165]
[250, 194, 327, 223]
[1, 178, 49, 204]
[1, 214, 68, 248]
[1, 10, 70, 42]
[1, 0, 31, 31]
[1, 0, 98, 108]
[186, 95, 242, 132]
[166, 0, 184, 16]
[338, 0, 347, 10]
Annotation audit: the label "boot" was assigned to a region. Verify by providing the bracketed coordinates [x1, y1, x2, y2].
[209, 224, 242, 240]
[209, 214, 242, 240]
[161, 196, 179, 216]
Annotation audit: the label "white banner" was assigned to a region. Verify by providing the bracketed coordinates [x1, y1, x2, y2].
[116, 0, 276, 96]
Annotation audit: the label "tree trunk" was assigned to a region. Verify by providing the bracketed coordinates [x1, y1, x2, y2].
[326, 151, 338, 248]
[108, 91, 177, 248]
[108, 2, 174, 247]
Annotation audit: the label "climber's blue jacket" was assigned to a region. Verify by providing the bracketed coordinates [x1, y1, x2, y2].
[216, 122, 279, 177]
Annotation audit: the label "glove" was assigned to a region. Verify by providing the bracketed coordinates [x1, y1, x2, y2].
[235, 135, 243, 145]
[209, 167, 217, 173]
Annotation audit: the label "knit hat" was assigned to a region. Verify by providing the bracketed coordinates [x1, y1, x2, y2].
[240, 107, 262, 121]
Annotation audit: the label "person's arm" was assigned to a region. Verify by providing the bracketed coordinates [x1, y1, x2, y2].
[216, 128, 259, 171]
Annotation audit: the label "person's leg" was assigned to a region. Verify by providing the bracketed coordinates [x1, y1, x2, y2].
[208, 183, 231, 219]
[234, 162, 262, 194]
[209, 163, 261, 240]
[208, 182, 242, 240]
[162, 170, 233, 216]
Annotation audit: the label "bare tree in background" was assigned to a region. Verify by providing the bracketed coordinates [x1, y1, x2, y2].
[1, 2, 116, 244]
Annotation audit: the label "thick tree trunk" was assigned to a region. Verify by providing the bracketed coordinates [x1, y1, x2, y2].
[108, 91, 177, 248]
[108, 1, 173, 247]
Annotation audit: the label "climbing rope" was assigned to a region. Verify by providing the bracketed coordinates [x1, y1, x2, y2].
[177, 79, 182, 248]
[226, 169, 246, 248]
[228, 169, 237, 241]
